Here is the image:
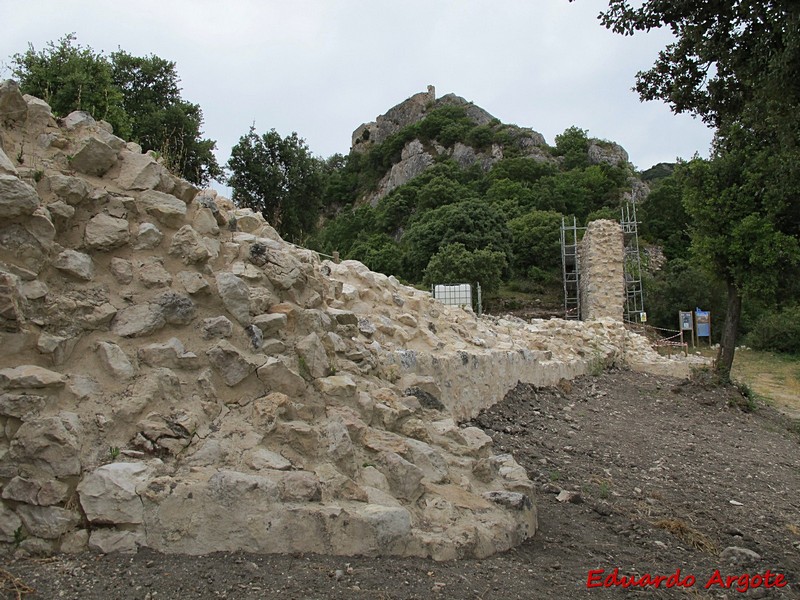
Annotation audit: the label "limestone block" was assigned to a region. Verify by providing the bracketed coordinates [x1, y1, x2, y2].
[89, 528, 145, 554]
[0, 272, 23, 332]
[62, 110, 94, 129]
[0, 393, 46, 418]
[25, 207, 56, 246]
[116, 151, 164, 190]
[109, 258, 133, 285]
[16, 504, 79, 539]
[138, 337, 199, 370]
[314, 374, 357, 401]
[278, 470, 321, 502]
[193, 207, 219, 235]
[94, 342, 135, 380]
[37, 480, 71, 506]
[206, 340, 264, 386]
[1, 476, 39, 504]
[177, 271, 210, 295]
[0, 365, 67, 389]
[111, 303, 166, 338]
[0, 80, 28, 123]
[376, 451, 424, 501]
[0, 503, 22, 542]
[402, 439, 448, 483]
[245, 448, 292, 471]
[69, 137, 118, 177]
[201, 316, 233, 340]
[53, 249, 94, 281]
[36, 332, 79, 365]
[137, 190, 187, 228]
[9, 413, 81, 476]
[295, 332, 329, 379]
[256, 357, 306, 396]
[60, 529, 89, 553]
[79, 303, 117, 330]
[0, 174, 39, 218]
[0, 224, 48, 275]
[215, 272, 251, 326]
[0, 145, 17, 175]
[47, 201, 74, 236]
[48, 173, 91, 205]
[78, 462, 149, 524]
[324, 419, 355, 471]
[169, 225, 210, 264]
[22, 94, 55, 130]
[137, 258, 172, 288]
[84, 213, 130, 250]
[134, 222, 163, 249]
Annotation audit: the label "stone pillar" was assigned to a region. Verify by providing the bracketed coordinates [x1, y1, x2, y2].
[580, 219, 624, 321]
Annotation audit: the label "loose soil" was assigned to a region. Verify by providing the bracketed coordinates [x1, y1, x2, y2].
[3, 370, 799, 599]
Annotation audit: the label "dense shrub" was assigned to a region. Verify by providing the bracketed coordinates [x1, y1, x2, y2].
[744, 305, 800, 354]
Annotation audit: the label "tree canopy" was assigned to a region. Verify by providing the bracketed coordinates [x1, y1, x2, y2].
[10, 34, 222, 185]
[592, 0, 800, 378]
[227, 126, 324, 243]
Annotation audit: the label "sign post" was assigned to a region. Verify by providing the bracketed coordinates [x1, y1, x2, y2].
[694, 308, 711, 345]
[679, 311, 693, 347]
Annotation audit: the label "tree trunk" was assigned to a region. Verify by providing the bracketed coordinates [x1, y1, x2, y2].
[716, 281, 742, 382]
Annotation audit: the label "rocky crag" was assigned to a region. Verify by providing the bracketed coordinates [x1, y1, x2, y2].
[351, 86, 637, 206]
[0, 80, 698, 560]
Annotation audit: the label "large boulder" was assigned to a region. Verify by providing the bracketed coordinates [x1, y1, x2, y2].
[84, 213, 131, 250]
[69, 137, 118, 177]
[78, 462, 150, 525]
[0, 80, 28, 124]
[8, 413, 82, 477]
[0, 174, 39, 218]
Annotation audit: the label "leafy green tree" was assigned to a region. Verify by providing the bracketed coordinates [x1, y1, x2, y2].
[401, 199, 512, 280]
[11, 33, 129, 136]
[111, 50, 222, 185]
[10, 34, 222, 186]
[638, 171, 690, 260]
[553, 126, 590, 170]
[423, 242, 507, 294]
[227, 126, 323, 242]
[348, 234, 403, 277]
[507, 210, 564, 277]
[592, 0, 800, 377]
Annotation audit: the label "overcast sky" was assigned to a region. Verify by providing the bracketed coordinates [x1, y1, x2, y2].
[2, 0, 714, 180]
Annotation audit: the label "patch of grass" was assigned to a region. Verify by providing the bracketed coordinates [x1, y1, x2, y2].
[549, 470, 561, 482]
[653, 518, 717, 554]
[732, 349, 800, 416]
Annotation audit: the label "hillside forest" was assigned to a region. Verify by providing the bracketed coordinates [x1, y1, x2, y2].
[8, 32, 800, 359]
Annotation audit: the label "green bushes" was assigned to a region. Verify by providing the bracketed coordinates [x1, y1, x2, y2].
[744, 305, 800, 354]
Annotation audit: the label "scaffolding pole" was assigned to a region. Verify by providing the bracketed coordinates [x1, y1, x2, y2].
[621, 202, 645, 323]
[560, 216, 583, 320]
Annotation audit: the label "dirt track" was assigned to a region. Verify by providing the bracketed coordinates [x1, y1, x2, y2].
[3, 369, 799, 599]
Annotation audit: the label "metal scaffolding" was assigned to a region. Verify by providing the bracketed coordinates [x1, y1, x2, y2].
[560, 216, 584, 320]
[621, 202, 645, 323]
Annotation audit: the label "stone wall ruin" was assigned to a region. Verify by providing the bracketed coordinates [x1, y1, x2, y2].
[0, 81, 700, 561]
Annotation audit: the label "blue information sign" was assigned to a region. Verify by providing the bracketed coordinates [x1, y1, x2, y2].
[695, 308, 711, 338]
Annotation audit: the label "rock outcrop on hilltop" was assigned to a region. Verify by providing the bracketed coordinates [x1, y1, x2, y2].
[0, 81, 698, 560]
[349, 87, 641, 207]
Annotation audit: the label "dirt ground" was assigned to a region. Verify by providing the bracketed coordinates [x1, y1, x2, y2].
[3, 369, 799, 599]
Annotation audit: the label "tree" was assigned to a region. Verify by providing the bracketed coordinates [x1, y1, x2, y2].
[507, 210, 564, 277]
[10, 34, 222, 186]
[111, 51, 223, 185]
[422, 243, 507, 295]
[227, 126, 323, 242]
[591, 0, 800, 379]
[11, 33, 129, 137]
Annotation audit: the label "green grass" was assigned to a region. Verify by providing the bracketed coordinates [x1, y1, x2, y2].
[732, 349, 800, 416]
